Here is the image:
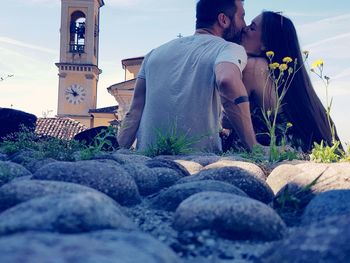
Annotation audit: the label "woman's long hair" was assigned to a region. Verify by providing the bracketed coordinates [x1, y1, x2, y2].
[260, 11, 341, 151]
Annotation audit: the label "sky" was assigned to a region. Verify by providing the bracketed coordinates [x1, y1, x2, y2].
[0, 0, 350, 144]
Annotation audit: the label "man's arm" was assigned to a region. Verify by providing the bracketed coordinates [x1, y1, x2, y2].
[216, 62, 257, 150]
[117, 78, 146, 148]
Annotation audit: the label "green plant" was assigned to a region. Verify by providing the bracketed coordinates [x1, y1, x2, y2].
[38, 137, 82, 161]
[310, 140, 342, 163]
[262, 51, 307, 162]
[79, 126, 118, 160]
[275, 186, 301, 210]
[239, 144, 267, 163]
[280, 122, 293, 148]
[277, 147, 301, 162]
[276, 171, 324, 210]
[143, 123, 201, 157]
[309, 59, 344, 163]
[0, 126, 86, 161]
[343, 146, 350, 162]
[310, 60, 335, 141]
[223, 139, 301, 164]
[0, 127, 38, 155]
[345, 156, 350, 162]
[1, 125, 121, 161]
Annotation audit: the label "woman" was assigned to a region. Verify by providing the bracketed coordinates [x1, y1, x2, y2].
[223, 11, 341, 152]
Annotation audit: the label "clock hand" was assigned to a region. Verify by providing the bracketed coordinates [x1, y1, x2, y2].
[70, 88, 79, 97]
[66, 90, 76, 96]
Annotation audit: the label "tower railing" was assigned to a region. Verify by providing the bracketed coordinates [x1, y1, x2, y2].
[69, 44, 85, 54]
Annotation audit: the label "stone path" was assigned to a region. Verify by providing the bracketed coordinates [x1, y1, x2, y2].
[1, 150, 350, 262]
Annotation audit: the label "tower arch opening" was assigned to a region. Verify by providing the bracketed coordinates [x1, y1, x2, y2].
[69, 11, 86, 53]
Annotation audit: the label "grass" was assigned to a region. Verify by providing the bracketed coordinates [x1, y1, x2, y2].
[223, 143, 303, 165]
[142, 123, 205, 157]
[0, 125, 118, 161]
[310, 140, 342, 163]
[1, 128, 84, 161]
[79, 126, 118, 160]
[275, 169, 325, 222]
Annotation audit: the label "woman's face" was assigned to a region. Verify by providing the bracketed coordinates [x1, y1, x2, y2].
[241, 14, 264, 56]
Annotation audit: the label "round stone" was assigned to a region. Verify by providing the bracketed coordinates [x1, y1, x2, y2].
[173, 191, 286, 241]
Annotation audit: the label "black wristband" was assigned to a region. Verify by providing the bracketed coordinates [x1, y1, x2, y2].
[234, 96, 249, 105]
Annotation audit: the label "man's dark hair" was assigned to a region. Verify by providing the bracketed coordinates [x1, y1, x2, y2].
[196, 0, 243, 29]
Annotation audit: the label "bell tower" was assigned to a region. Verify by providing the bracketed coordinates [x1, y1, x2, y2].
[56, 0, 104, 127]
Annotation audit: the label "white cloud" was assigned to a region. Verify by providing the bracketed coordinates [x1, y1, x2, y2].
[286, 12, 331, 18]
[311, 81, 350, 145]
[333, 68, 350, 80]
[298, 13, 350, 44]
[303, 33, 350, 51]
[0, 43, 58, 116]
[0, 46, 44, 74]
[0, 38, 58, 96]
[297, 13, 350, 94]
[106, 0, 139, 7]
[301, 33, 350, 70]
[0, 37, 57, 54]
[106, 0, 181, 13]
[24, 0, 58, 2]
[16, 0, 60, 6]
[315, 13, 350, 23]
[300, 13, 350, 28]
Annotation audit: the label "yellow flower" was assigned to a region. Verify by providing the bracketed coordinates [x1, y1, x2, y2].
[266, 51, 275, 58]
[286, 122, 293, 128]
[269, 62, 280, 70]
[282, 57, 293, 64]
[279, 64, 288, 71]
[311, 59, 324, 69]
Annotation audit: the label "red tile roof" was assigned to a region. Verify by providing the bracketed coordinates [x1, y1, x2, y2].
[35, 118, 88, 140]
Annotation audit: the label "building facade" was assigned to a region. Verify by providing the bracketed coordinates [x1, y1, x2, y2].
[108, 57, 144, 119]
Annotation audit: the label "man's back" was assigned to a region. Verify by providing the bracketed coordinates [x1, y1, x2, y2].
[136, 34, 246, 152]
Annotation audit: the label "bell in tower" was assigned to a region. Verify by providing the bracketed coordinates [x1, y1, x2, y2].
[69, 11, 86, 53]
[56, 0, 104, 128]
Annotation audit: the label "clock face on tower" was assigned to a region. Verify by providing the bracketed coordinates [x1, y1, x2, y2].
[65, 84, 86, 105]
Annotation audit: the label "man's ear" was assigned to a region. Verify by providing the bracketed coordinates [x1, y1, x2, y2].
[217, 13, 231, 29]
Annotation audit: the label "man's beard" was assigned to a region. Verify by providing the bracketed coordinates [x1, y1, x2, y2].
[223, 24, 242, 44]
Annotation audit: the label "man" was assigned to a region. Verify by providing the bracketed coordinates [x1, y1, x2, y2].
[118, 0, 257, 153]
